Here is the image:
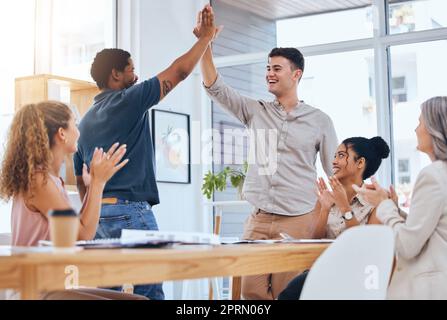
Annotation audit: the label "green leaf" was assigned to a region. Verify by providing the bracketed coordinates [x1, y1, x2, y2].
[230, 175, 241, 188]
[202, 164, 249, 199]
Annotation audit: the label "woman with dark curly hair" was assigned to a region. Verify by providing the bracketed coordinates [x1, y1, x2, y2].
[0, 101, 147, 299]
[278, 136, 391, 300]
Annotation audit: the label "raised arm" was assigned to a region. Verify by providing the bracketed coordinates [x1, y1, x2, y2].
[201, 44, 218, 88]
[194, 9, 256, 126]
[193, 5, 220, 87]
[201, 44, 256, 126]
[156, 6, 216, 101]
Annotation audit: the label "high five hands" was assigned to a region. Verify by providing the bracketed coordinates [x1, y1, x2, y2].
[193, 4, 224, 41]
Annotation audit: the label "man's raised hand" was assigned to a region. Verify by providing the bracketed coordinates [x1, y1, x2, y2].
[193, 5, 223, 41]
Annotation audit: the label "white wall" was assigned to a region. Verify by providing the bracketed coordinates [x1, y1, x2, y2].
[119, 0, 213, 299]
[0, 115, 13, 233]
[138, 0, 208, 234]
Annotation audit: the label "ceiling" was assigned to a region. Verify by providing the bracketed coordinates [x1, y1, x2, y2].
[217, 0, 410, 21]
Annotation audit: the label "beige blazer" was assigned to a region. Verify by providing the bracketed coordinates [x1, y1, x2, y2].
[377, 160, 447, 299]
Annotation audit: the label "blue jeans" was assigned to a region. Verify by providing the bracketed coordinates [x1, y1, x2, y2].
[95, 200, 165, 300]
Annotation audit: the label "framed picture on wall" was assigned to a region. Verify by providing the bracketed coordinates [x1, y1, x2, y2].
[151, 109, 191, 184]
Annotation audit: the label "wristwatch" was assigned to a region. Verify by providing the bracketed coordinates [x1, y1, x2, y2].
[342, 211, 354, 221]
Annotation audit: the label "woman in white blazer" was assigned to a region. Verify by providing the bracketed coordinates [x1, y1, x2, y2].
[355, 96, 447, 299]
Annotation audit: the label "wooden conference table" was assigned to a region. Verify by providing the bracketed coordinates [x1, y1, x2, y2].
[0, 243, 329, 300]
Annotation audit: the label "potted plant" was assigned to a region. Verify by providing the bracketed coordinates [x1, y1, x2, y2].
[202, 162, 248, 200]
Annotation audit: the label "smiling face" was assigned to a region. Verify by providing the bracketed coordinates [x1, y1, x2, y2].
[121, 58, 138, 89]
[55, 114, 80, 154]
[332, 144, 365, 181]
[111, 58, 138, 90]
[266, 56, 302, 97]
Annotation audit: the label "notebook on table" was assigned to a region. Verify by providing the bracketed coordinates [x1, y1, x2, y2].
[121, 229, 220, 245]
[38, 230, 220, 249]
[38, 238, 174, 249]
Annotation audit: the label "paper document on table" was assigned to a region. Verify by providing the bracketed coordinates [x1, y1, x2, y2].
[39, 238, 173, 249]
[121, 229, 221, 245]
[220, 237, 334, 245]
[38, 230, 220, 249]
[282, 239, 334, 243]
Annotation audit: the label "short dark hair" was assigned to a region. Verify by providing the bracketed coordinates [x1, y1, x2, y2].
[90, 49, 131, 89]
[269, 47, 305, 72]
[342, 136, 390, 180]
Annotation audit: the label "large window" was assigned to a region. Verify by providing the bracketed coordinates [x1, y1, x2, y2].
[0, 0, 35, 116]
[0, 0, 36, 233]
[51, 0, 115, 80]
[0, 0, 116, 233]
[277, 4, 373, 47]
[299, 50, 377, 178]
[389, 0, 447, 34]
[300, 50, 376, 141]
[390, 40, 447, 210]
[213, 0, 447, 210]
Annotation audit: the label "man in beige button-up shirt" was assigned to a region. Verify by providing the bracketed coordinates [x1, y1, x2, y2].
[198, 19, 338, 299]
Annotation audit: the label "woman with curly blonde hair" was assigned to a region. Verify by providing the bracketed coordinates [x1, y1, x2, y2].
[0, 101, 129, 246]
[0, 101, 147, 300]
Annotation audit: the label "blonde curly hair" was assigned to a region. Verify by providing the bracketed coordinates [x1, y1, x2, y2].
[0, 101, 72, 201]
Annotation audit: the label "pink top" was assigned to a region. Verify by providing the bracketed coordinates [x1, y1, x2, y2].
[11, 174, 71, 247]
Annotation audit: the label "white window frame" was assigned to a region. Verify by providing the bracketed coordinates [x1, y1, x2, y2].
[116, 0, 139, 71]
[34, 0, 118, 75]
[211, 0, 447, 186]
[398, 158, 411, 184]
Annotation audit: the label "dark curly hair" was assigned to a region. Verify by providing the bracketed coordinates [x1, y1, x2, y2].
[90, 48, 131, 89]
[342, 136, 390, 180]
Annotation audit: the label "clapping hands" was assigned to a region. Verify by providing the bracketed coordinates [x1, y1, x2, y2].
[352, 177, 396, 207]
[316, 177, 335, 210]
[87, 143, 129, 187]
[316, 176, 353, 213]
[328, 176, 352, 212]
